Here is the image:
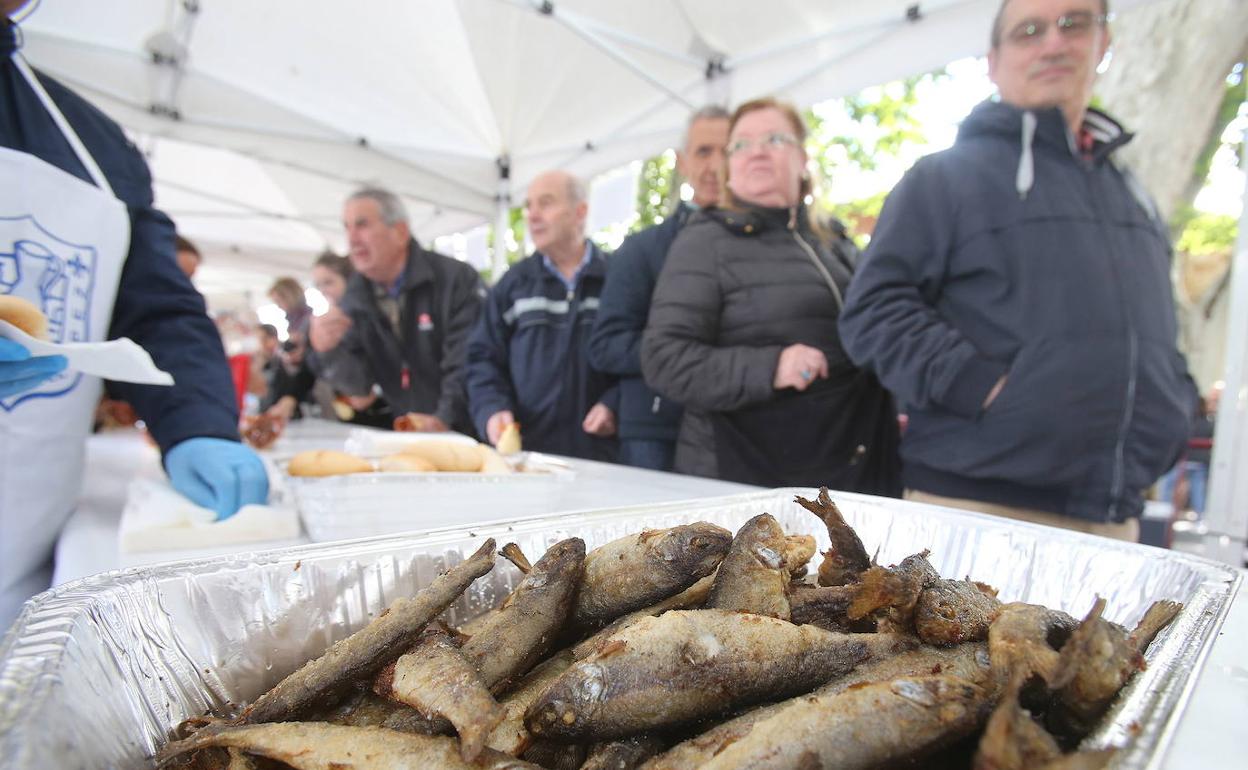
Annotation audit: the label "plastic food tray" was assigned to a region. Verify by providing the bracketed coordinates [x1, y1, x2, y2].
[0, 489, 1239, 769]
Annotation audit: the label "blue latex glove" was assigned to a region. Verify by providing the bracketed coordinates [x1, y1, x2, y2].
[0, 338, 67, 398]
[165, 437, 270, 521]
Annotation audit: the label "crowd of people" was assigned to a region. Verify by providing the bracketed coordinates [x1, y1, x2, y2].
[0, 0, 1205, 627]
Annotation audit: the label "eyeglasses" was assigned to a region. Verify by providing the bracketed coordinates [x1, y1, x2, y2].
[1005, 11, 1108, 45]
[727, 132, 799, 156]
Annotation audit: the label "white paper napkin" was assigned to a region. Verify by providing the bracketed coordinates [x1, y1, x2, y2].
[0, 319, 174, 386]
[118, 476, 301, 553]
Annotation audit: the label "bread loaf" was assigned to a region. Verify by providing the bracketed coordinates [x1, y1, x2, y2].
[0, 295, 49, 340]
[478, 445, 515, 474]
[288, 450, 374, 477]
[396, 440, 485, 472]
[496, 422, 522, 455]
[377, 453, 437, 473]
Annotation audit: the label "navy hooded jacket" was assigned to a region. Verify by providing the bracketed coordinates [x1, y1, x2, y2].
[1, 21, 239, 454]
[587, 204, 690, 443]
[839, 100, 1197, 522]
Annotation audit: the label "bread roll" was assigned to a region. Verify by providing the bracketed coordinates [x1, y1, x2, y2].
[377, 453, 437, 473]
[331, 399, 355, 421]
[0, 295, 49, 340]
[288, 450, 374, 477]
[478, 445, 515, 474]
[396, 440, 484, 472]
[496, 422, 522, 455]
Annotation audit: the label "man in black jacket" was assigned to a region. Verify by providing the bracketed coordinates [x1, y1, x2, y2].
[838, 0, 1197, 539]
[588, 106, 729, 471]
[310, 187, 485, 435]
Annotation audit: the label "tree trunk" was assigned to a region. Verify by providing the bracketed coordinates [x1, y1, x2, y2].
[1094, 0, 1248, 222]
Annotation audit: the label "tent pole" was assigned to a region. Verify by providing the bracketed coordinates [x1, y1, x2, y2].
[1201, 155, 1248, 566]
[492, 156, 513, 283]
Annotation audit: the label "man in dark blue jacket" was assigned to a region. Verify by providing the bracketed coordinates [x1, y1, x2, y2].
[589, 106, 729, 471]
[839, 0, 1197, 540]
[1, 3, 265, 626]
[467, 170, 618, 462]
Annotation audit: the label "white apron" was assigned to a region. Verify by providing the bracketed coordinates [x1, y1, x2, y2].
[0, 55, 130, 628]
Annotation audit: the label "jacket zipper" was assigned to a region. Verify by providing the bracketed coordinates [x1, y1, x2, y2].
[1086, 164, 1137, 519]
[652, 396, 661, 414]
[1109, 335, 1139, 518]
[789, 225, 844, 310]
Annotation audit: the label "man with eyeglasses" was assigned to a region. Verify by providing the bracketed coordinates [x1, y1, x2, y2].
[839, 0, 1198, 541]
[589, 106, 730, 471]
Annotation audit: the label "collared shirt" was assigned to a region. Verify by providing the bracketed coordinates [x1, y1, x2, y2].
[541, 241, 593, 294]
[371, 261, 410, 340]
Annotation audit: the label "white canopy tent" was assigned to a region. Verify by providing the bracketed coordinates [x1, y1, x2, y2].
[17, 0, 1048, 299]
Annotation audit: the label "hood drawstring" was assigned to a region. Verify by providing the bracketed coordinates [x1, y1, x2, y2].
[1016, 110, 1037, 200]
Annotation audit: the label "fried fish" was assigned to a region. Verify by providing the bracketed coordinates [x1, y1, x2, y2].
[706, 513, 791, 620]
[156, 722, 540, 769]
[463, 537, 585, 693]
[795, 487, 871, 587]
[915, 578, 1003, 646]
[373, 626, 502, 761]
[1049, 598, 1181, 738]
[239, 539, 497, 724]
[526, 609, 883, 741]
[572, 524, 731, 629]
[693, 675, 992, 770]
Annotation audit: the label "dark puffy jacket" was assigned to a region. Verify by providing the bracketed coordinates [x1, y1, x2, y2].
[317, 239, 484, 435]
[1, 21, 238, 454]
[641, 206, 899, 492]
[587, 204, 691, 442]
[839, 100, 1198, 522]
[466, 244, 619, 461]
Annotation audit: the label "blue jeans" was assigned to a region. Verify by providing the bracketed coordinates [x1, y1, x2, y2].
[618, 439, 676, 472]
[1157, 460, 1209, 514]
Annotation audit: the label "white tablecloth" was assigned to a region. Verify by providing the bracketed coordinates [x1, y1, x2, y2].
[52, 421, 756, 584]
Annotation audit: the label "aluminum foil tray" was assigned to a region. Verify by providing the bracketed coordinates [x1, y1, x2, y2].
[283, 452, 575, 542]
[0, 489, 1238, 769]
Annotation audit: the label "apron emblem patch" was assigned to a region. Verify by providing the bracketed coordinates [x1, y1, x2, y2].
[0, 214, 96, 410]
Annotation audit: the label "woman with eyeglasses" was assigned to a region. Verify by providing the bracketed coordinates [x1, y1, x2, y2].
[641, 97, 901, 492]
[304, 252, 394, 428]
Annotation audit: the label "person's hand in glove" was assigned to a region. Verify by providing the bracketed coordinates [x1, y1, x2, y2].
[165, 437, 269, 521]
[0, 338, 67, 398]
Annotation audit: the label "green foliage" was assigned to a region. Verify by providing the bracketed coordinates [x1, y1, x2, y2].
[635, 150, 678, 231]
[484, 205, 527, 280]
[825, 191, 889, 247]
[1171, 62, 1245, 237]
[621, 70, 948, 241]
[806, 70, 947, 179]
[1176, 211, 1239, 256]
[800, 70, 948, 239]
[1190, 63, 1245, 184]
